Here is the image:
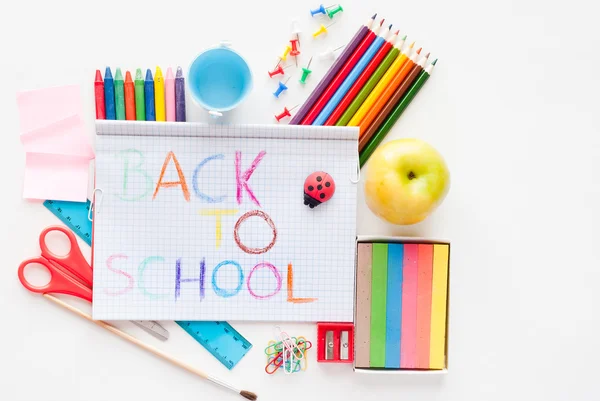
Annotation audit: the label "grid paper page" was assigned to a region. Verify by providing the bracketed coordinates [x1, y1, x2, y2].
[93, 121, 358, 322]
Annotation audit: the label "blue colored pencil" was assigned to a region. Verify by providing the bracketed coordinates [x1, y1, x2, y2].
[144, 69, 156, 121]
[385, 243, 404, 368]
[312, 26, 393, 125]
[104, 67, 116, 120]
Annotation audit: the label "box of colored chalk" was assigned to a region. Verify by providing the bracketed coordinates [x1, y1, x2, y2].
[354, 236, 450, 374]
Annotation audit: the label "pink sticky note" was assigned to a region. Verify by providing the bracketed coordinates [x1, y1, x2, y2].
[401, 244, 418, 368]
[20, 114, 94, 159]
[16, 85, 83, 133]
[23, 153, 89, 201]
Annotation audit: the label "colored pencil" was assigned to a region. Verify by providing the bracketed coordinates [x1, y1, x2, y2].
[359, 60, 436, 167]
[94, 69, 105, 119]
[144, 69, 156, 121]
[416, 244, 434, 369]
[301, 19, 383, 125]
[134, 68, 145, 121]
[358, 51, 426, 135]
[155, 66, 166, 121]
[124, 71, 136, 121]
[326, 33, 402, 126]
[370, 243, 388, 367]
[384, 244, 403, 368]
[114, 68, 125, 120]
[312, 24, 393, 125]
[175, 66, 186, 122]
[348, 43, 414, 127]
[104, 67, 116, 120]
[289, 14, 376, 124]
[430, 244, 449, 369]
[359, 54, 428, 151]
[335, 37, 403, 126]
[355, 244, 373, 368]
[165, 67, 175, 122]
[400, 244, 418, 369]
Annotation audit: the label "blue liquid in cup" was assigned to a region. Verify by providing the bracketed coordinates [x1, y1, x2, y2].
[188, 47, 253, 112]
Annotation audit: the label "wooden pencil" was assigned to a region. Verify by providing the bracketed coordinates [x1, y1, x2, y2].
[359, 59, 437, 167]
[289, 14, 376, 125]
[359, 54, 428, 152]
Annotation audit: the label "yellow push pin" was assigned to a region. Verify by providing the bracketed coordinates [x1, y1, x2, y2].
[279, 45, 292, 61]
[312, 21, 337, 38]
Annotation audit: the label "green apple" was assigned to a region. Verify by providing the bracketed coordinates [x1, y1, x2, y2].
[365, 138, 450, 225]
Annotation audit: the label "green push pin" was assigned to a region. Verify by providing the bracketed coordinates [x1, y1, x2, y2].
[299, 56, 313, 85]
[326, 4, 343, 19]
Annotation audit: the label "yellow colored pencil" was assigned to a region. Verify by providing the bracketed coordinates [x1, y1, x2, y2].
[348, 42, 415, 127]
[429, 244, 449, 369]
[155, 66, 166, 121]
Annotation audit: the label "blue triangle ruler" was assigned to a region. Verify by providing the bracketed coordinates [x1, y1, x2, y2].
[42, 199, 252, 369]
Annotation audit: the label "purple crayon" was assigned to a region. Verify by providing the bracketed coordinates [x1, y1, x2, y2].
[175, 66, 186, 122]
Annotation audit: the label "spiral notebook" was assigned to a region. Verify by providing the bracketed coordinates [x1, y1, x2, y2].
[92, 121, 358, 322]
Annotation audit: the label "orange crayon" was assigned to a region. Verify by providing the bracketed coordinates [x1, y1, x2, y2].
[124, 71, 136, 120]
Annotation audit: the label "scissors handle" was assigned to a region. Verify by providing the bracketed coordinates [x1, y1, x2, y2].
[18, 257, 93, 302]
[39, 226, 93, 286]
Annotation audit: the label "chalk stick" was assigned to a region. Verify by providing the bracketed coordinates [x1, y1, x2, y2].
[384, 244, 403, 368]
[416, 244, 434, 368]
[355, 243, 373, 368]
[430, 244, 449, 369]
[400, 244, 418, 368]
[370, 243, 388, 367]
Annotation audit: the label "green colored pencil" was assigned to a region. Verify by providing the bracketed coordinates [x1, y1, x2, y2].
[335, 35, 405, 126]
[114, 68, 125, 120]
[134, 68, 146, 121]
[359, 59, 437, 167]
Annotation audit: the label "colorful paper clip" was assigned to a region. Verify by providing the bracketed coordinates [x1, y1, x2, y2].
[265, 328, 312, 374]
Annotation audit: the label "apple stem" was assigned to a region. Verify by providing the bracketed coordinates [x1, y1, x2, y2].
[408, 171, 416, 180]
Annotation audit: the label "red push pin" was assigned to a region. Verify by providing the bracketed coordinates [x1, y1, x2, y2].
[290, 39, 300, 67]
[274, 104, 299, 122]
[268, 61, 291, 78]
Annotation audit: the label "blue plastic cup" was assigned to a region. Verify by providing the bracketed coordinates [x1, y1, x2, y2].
[188, 43, 253, 117]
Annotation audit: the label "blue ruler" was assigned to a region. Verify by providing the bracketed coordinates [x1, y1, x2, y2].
[43, 200, 93, 246]
[42, 199, 252, 369]
[176, 321, 252, 369]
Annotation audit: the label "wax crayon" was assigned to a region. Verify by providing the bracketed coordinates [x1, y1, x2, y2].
[114, 68, 125, 120]
[134, 68, 145, 121]
[104, 67, 116, 120]
[175, 66, 186, 122]
[144, 69, 155, 121]
[154, 66, 165, 121]
[124, 71, 136, 120]
[165, 67, 175, 122]
[94, 70, 105, 119]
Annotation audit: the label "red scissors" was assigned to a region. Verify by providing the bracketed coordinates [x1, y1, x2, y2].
[18, 226, 169, 340]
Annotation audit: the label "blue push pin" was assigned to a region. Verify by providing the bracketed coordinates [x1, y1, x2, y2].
[273, 77, 291, 98]
[310, 4, 327, 16]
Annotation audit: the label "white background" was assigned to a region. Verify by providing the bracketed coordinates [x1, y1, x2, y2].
[1, 0, 599, 400]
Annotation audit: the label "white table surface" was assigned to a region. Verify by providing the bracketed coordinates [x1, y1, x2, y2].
[2, 0, 599, 400]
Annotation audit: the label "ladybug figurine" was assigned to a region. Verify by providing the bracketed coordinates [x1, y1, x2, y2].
[304, 171, 335, 208]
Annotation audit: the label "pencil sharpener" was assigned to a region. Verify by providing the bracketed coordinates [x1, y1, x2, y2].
[316, 322, 354, 363]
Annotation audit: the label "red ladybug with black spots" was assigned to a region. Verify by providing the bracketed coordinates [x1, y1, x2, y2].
[304, 171, 335, 208]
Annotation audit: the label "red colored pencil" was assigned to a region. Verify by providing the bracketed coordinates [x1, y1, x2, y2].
[300, 19, 384, 125]
[124, 71, 136, 121]
[94, 69, 105, 119]
[324, 31, 401, 126]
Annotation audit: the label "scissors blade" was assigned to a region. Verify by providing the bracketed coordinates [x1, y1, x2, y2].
[131, 320, 169, 341]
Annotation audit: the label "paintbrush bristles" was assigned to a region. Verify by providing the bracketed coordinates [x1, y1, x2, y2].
[240, 390, 258, 400]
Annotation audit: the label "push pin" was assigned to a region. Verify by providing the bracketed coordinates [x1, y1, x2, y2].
[268, 62, 291, 78]
[291, 19, 302, 46]
[299, 56, 313, 84]
[310, 4, 328, 16]
[274, 104, 299, 122]
[312, 21, 337, 38]
[304, 171, 335, 208]
[290, 39, 300, 66]
[326, 4, 343, 18]
[319, 44, 345, 60]
[279, 45, 292, 61]
[273, 77, 291, 98]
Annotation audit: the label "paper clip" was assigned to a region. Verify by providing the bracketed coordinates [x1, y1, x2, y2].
[264, 340, 284, 356]
[88, 188, 103, 221]
[265, 353, 284, 374]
